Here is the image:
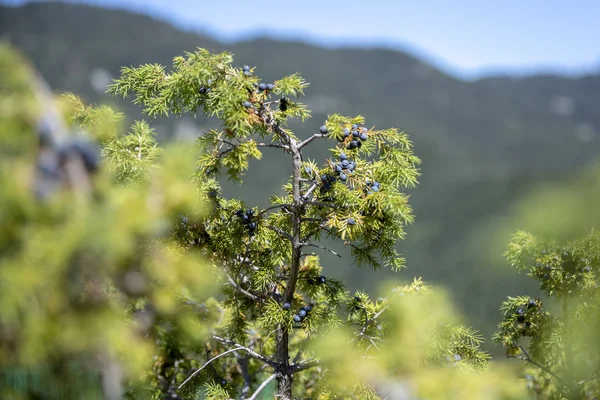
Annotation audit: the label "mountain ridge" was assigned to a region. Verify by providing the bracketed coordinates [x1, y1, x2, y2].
[4, 0, 600, 80]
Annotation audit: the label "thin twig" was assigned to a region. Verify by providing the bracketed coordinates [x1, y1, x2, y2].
[265, 225, 293, 242]
[218, 138, 237, 147]
[216, 147, 235, 160]
[298, 133, 328, 149]
[300, 217, 324, 223]
[507, 345, 563, 384]
[360, 305, 389, 336]
[301, 242, 342, 258]
[245, 373, 277, 400]
[256, 142, 289, 150]
[260, 329, 277, 351]
[302, 182, 319, 200]
[212, 335, 276, 367]
[178, 347, 241, 389]
[259, 203, 292, 217]
[304, 200, 346, 209]
[293, 350, 303, 364]
[320, 226, 363, 252]
[224, 272, 259, 301]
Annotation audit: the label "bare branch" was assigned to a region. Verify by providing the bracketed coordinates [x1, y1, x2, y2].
[265, 225, 293, 242]
[224, 272, 259, 301]
[304, 200, 346, 210]
[298, 133, 328, 149]
[212, 335, 276, 367]
[506, 345, 563, 384]
[302, 182, 319, 200]
[218, 138, 238, 148]
[256, 142, 289, 151]
[177, 347, 242, 390]
[293, 350, 303, 364]
[301, 242, 342, 258]
[216, 146, 235, 161]
[300, 217, 324, 223]
[360, 305, 389, 336]
[244, 373, 277, 400]
[264, 111, 292, 145]
[259, 203, 292, 217]
[291, 359, 321, 373]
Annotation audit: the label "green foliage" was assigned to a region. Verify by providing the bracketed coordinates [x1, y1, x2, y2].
[62, 93, 162, 184]
[105, 47, 523, 399]
[0, 43, 217, 399]
[495, 230, 600, 399]
[1, 42, 532, 400]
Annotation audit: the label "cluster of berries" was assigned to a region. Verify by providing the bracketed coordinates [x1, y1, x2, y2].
[199, 79, 212, 94]
[307, 275, 327, 285]
[514, 298, 538, 331]
[236, 209, 257, 236]
[344, 124, 369, 149]
[258, 82, 275, 92]
[446, 354, 462, 363]
[534, 251, 592, 290]
[244, 96, 287, 111]
[365, 179, 381, 194]
[285, 303, 313, 323]
[279, 97, 289, 112]
[320, 173, 337, 192]
[331, 152, 356, 183]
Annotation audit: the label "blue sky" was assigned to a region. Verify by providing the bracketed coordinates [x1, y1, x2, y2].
[5, 0, 600, 79]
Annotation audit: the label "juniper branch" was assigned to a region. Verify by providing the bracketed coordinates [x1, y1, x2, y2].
[224, 271, 259, 301]
[256, 142, 289, 151]
[265, 225, 293, 242]
[291, 359, 321, 373]
[298, 133, 328, 149]
[506, 345, 563, 384]
[360, 305, 389, 336]
[301, 242, 342, 258]
[245, 373, 277, 400]
[302, 182, 319, 199]
[303, 200, 346, 209]
[212, 335, 276, 367]
[177, 347, 243, 390]
[259, 204, 292, 217]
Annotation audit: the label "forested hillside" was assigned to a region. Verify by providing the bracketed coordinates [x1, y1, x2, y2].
[3, 1, 599, 347]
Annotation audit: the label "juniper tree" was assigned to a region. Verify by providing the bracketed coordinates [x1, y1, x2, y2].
[104, 48, 500, 399]
[494, 230, 600, 399]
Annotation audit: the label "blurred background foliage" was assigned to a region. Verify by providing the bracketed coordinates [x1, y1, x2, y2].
[0, 42, 219, 399]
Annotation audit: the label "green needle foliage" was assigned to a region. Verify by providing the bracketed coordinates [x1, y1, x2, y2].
[495, 230, 600, 399]
[105, 47, 513, 399]
[1, 43, 530, 400]
[0, 43, 218, 400]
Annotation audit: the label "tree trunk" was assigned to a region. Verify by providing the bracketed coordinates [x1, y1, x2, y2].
[275, 326, 292, 399]
[275, 135, 303, 399]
